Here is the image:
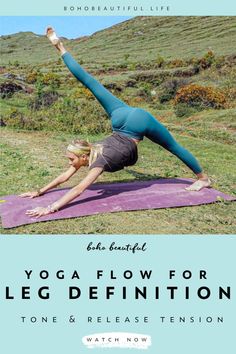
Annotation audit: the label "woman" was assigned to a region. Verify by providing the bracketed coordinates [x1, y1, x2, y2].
[21, 27, 211, 218]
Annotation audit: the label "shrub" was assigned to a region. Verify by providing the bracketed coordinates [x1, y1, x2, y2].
[41, 72, 60, 88]
[127, 63, 136, 71]
[71, 87, 94, 100]
[174, 84, 227, 110]
[174, 66, 200, 77]
[118, 62, 128, 69]
[133, 97, 144, 104]
[225, 88, 236, 106]
[26, 70, 41, 84]
[13, 60, 20, 68]
[159, 78, 189, 103]
[3, 95, 112, 134]
[50, 97, 111, 134]
[34, 78, 44, 100]
[168, 59, 185, 68]
[4, 108, 26, 128]
[199, 50, 216, 70]
[28, 91, 59, 110]
[137, 82, 153, 101]
[213, 56, 227, 69]
[27, 73, 61, 110]
[131, 71, 165, 85]
[156, 55, 165, 68]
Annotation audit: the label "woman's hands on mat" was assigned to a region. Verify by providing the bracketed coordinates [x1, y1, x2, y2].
[26, 206, 53, 218]
[19, 166, 78, 200]
[25, 167, 103, 218]
[20, 191, 41, 198]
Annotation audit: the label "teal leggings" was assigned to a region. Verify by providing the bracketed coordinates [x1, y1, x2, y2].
[62, 52, 202, 174]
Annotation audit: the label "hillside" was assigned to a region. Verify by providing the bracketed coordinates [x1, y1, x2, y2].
[1, 16, 236, 66]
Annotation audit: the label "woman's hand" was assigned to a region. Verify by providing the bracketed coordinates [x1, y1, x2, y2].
[19, 166, 78, 200]
[19, 191, 40, 198]
[25, 206, 52, 218]
[24, 167, 102, 219]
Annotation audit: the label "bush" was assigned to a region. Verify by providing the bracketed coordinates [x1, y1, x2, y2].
[213, 56, 227, 69]
[49, 97, 111, 134]
[28, 91, 59, 110]
[27, 73, 61, 110]
[199, 50, 216, 70]
[41, 72, 60, 88]
[118, 62, 128, 69]
[137, 82, 153, 101]
[29, 96, 111, 134]
[13, 60, 20, 68]
[156, 55, 165, 68]
[159, 78, 189, 103]
[26, 70, 41, 84]
[4, 108, 26, 129]
[131, 71, 165, 85]
[159, 92, 173, 103]
[168, 59, 185, 68]
[174, 84, 227, 110]
[71, 87, 94, 100]
[4, 96, 111, 134]
[225, 88, 236, 106]
[127, 63, 136, 71]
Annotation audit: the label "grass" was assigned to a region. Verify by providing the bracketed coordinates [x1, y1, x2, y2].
[1, 123, 235, 235]
[1, 17, 236, 66]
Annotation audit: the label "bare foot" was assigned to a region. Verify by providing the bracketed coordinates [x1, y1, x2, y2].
[46, 27, 60, 45]
[46, 27, 67, 55]
[185, 178, 211, 191]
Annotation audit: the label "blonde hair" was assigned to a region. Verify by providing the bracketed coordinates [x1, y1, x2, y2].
[67, 139, 103, 166]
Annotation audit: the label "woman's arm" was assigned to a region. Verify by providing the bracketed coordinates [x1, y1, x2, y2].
[20, 166, 77, 198]
[25, 167, 103, 218]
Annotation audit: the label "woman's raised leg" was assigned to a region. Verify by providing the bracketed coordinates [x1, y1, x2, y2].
[46, 27, 126, 117]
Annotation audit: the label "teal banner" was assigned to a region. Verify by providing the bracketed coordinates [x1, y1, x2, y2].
[0, 236, 235, 353]
[0, 0, 236, 15]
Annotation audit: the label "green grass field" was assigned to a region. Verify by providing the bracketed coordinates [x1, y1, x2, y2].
[0, 16, 235, 234]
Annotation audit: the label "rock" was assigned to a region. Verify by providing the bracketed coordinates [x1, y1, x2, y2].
[16, 75, 26, 82]
[0, 81, 24, 98]
[0, 117, 6, 127]
[125, 80, 137, 88]
[104, 83, 123, 92]
[134, 31, 144, 36]
[3, 73, 16, 79]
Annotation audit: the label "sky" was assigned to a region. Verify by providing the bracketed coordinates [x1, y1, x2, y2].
[0, 16, 132, 38]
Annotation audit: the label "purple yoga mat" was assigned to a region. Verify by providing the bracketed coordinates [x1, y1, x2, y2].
[0, 178, 235, 228]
